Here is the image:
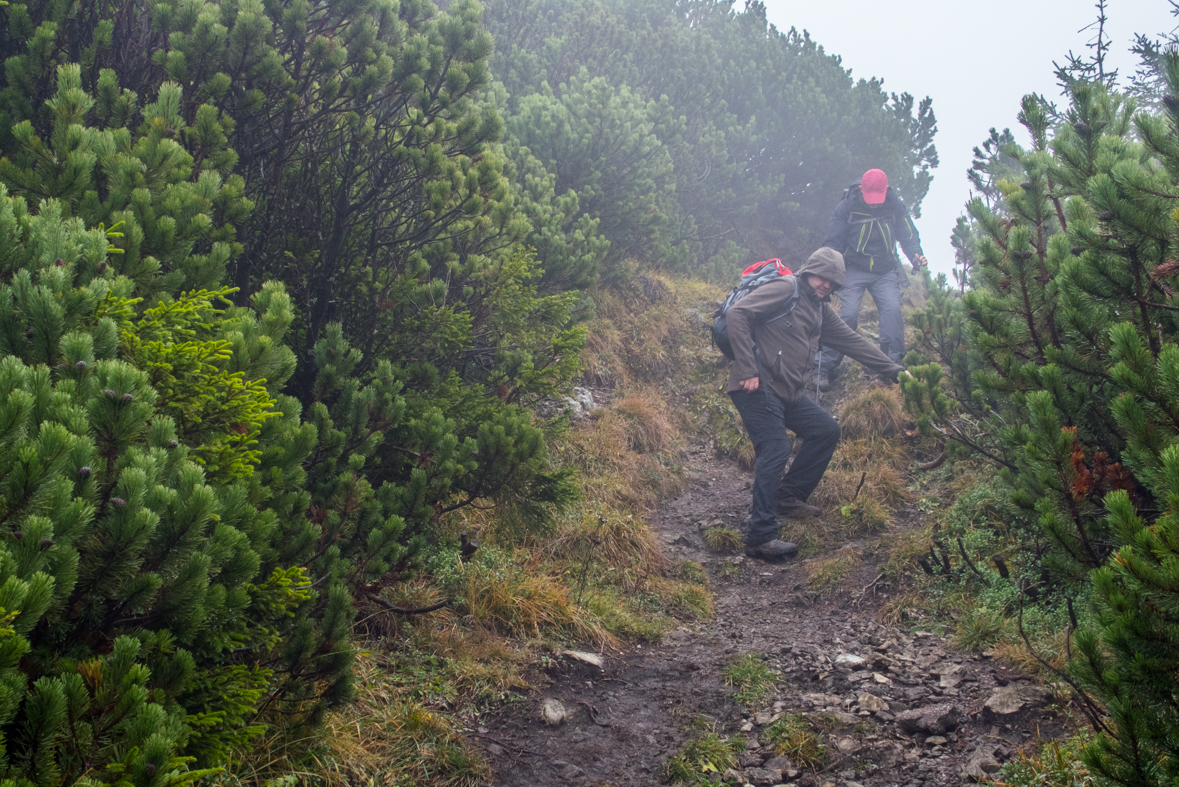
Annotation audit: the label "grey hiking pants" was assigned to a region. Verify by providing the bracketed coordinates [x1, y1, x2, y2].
[819, 266, 905, 371]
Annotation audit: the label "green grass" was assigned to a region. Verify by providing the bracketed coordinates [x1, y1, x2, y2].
[703, 526, 743, 553]
[953, 605, 1011, 651]
[722, 652, 778, 707]
[664, 730, 745, 785]
[719, 560, 742, 580]
[763, 714, 827, 770]
[995, 734, 1092, 787]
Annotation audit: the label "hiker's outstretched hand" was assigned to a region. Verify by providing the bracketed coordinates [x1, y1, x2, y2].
[911, 253, 929, 274]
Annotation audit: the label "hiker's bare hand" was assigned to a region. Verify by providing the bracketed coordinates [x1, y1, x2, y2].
[913, 254, 928, 268]
[739, 377, 760, 392]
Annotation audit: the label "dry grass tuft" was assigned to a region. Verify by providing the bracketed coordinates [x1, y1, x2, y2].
[839, 386, 906, 439]
[992, 626, 1073, 678]
[804, 547, 862, 594]
[606, 390, 678, 454]
[546, 513, 669, 581]
[318, 697, 491, 787]
[559, 418, 687, 513]
[213, 655, 492, 787]
[455, 554, 618, 650]
[810, 437, 909, 512]
[703, 526, 744, 553]
[838, 496, 890, 536]
[883, 526, 935, 578]
[764, 714, 827, 769]
[878, 590, 925, 625]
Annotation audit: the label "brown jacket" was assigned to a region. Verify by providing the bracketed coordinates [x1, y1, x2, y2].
[725, 248, 903, 402]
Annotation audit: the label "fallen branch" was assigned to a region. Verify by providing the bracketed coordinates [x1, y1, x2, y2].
[853, 573, 885, 606]
[958, 537, 985, 578]
[365, 592, 451, 615]
[1017, 594, 1110, 735]
[918, 451, 946, 470]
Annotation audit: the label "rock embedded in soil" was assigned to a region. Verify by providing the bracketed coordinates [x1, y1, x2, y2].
[562, 650, 605, 667]
[744, 766, 783, 786]
[983, 685, 1054, 718]
[541, 697, 571, 725]
[894, 703, 961, 735]
[858, 692, 890, 712]
[836, 653, 866, 667]
[960, 741, 1008, 781]
[763, 756, 794, 774]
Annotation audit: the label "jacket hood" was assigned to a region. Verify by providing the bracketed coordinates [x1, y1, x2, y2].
[796, 247, 846, 289]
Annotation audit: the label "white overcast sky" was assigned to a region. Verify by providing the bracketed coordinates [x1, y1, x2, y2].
[760, 0, 1179, 278]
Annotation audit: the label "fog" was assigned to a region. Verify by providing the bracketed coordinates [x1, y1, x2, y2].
[762, 0, 1179, 278]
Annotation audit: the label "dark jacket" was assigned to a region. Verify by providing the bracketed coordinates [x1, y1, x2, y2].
[822, 179, 923, 275]
[725, 248, 903, 402]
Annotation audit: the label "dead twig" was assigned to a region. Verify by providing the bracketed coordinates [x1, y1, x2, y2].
[853, 573, 885, 606]
[364, 592, 450, 615]
[918, 451, 946, 470]
[958, 537, 986, 578]
[1016, 594, 1110, 735]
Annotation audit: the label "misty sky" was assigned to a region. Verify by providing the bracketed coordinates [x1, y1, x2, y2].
[760, 0, 1179, 278]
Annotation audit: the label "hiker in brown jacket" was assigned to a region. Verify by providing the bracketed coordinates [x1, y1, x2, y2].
[726, 247, 904, 559]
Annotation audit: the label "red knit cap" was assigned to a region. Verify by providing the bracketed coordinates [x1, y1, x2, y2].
[861, 169, 888, 205]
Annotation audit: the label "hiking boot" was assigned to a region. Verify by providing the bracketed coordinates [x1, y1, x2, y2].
[744, 539, 799, 560]
[778, 496, 822, 518]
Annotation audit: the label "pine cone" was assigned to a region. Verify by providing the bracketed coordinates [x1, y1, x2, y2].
[78, 466, 92, 479]
[110, 497, 126, 507]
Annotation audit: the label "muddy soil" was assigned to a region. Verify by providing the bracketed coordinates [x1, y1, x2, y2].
[474, 431, 1066, 787]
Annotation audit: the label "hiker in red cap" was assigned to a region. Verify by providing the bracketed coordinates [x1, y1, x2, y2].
[816, 168, 928, 391]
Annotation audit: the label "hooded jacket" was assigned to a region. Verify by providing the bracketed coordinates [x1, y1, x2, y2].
[822, 179, 923, 275]
[725, 248, 903, 402]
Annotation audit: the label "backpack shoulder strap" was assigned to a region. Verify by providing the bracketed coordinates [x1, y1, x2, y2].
[763, 274, 799, 326]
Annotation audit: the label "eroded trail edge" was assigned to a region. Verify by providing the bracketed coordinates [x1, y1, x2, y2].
[477, 445, 1065, 787]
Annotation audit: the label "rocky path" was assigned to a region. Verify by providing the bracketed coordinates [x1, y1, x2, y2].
[475, 444, 1066, 787]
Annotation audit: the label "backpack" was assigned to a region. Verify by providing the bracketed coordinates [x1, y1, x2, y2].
[711, 259, 799, 360]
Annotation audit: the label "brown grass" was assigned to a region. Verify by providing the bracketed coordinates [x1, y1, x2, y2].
[703, 526, 744, 553]
[992, 626, 1074, 678]
[804, 547, 863, 594]
[605, 390, 679, 454]
[546, 512, 670, 582]
[558, 416, 687, 513]
[581, 274, 723, 390]
[210, 655, 492, 787]
[810, 437, 909, 512]
[839, 387, 906, 440]
[456, 553, 618, 650]
[878, 590, 926, 625]
[883, 525, 935, 578]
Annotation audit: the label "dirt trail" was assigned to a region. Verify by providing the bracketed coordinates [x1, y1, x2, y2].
[475, 442, 1064, 787]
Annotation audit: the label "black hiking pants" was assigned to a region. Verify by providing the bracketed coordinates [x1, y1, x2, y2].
[729, 390, 841, 546]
